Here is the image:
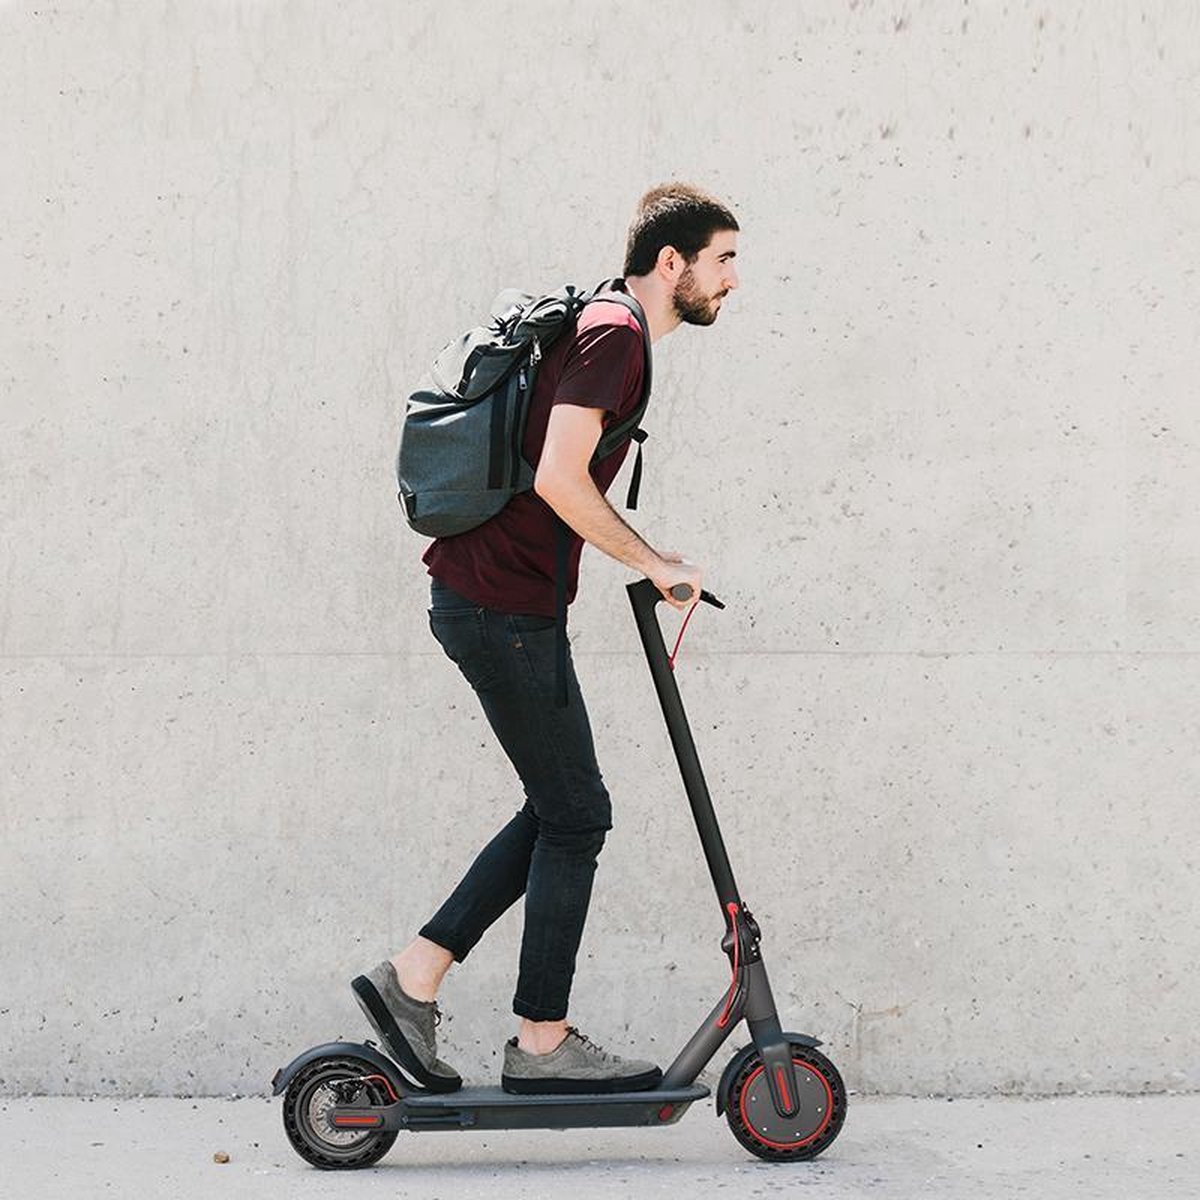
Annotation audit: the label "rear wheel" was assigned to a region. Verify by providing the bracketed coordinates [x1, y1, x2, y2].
[282, 1055, 398, 1170]
[725, 1042, 846, 1162]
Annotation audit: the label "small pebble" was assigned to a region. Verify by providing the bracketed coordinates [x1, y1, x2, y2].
[213, 1151, 230, 1164]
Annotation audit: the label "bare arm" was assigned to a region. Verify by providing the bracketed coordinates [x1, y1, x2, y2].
[535, 405, 702, 609]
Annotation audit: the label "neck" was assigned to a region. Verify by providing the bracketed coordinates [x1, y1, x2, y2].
[622, 275, 680, 344]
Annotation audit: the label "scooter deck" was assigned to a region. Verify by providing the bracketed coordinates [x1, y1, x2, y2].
[405, 1082, 709, 1108]
[334, 1083, 711, 1133]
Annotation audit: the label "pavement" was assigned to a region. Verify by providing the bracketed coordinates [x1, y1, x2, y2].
[3, 1094, 1196, 1199]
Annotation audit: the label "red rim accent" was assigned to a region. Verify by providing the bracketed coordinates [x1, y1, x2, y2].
[737, 1059, 834, 1150]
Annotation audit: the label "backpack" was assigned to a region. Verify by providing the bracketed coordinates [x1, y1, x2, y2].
[396, 277, 653, 537]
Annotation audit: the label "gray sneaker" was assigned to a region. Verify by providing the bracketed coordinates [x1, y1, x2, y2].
[350, 961, 462, 1093]
[501, 1026, 663, 1095]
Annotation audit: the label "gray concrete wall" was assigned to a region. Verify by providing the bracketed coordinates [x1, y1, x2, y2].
[1, 0, 1195, 1096]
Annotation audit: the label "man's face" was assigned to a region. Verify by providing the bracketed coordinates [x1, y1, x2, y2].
[672, 229, 740, 326]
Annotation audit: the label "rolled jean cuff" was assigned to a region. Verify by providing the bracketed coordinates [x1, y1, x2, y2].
[417, 923, 472, 964]
[512, 995, 568, 1021]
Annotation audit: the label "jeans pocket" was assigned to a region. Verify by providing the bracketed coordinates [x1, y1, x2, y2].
[505, 613, 559, 653]
[505, 615, 572, 678]
[429, 608, 477, 646]
[507, 613, 558, 634]
[429, 605, 479, 620]
[430, 609, 497, 691]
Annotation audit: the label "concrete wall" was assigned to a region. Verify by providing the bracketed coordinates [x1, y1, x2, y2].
[1, 0, 1195, 1096]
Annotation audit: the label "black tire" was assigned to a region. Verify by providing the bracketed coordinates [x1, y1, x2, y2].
[724, 1042, 847, 1162]
[281, 1054, 399, 1170]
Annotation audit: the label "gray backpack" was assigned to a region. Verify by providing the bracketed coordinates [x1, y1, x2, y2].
[396, 277, 652, 537]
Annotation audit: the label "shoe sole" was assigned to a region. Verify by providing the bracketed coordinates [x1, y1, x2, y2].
[350, 974, 462, 1094]
[500, 1066, 663, 1095]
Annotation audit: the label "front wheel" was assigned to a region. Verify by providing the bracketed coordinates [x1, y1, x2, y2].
[725, 1042, 847, 1162]
[281, 1054, 398, 1170]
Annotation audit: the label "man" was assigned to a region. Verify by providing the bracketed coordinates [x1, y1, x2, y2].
[352, 183, 740, 1095]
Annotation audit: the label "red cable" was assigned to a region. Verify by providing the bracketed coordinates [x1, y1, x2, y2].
[668, 601, 700, 670]
[361, 1073, 399, 1102]
[717, 901, 741, 1028]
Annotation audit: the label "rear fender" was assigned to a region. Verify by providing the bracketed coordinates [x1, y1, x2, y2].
[271, 1041, 411, 1098]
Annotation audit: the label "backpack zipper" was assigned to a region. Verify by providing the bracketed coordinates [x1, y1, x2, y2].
[508, 365, 529, 488]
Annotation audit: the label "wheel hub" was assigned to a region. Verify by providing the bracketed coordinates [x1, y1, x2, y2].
[739, 1060, 833, 1149]
[305, 1081, 369, 1148]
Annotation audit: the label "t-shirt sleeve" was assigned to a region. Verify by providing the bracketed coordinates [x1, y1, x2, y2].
[552, 313, 644, 419]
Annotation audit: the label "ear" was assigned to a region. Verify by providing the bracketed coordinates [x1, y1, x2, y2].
[655, 244, 683, 280]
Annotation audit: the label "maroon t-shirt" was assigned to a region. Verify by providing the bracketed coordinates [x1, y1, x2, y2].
[422, 297, 645, 615]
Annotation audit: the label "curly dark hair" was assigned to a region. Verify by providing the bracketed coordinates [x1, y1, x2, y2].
[623, 183, 739, 277]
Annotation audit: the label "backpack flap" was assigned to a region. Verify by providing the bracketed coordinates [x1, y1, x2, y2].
[431, 326, 526, 402]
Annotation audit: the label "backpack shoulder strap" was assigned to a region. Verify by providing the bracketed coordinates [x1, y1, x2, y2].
[586, 281, 653, 462]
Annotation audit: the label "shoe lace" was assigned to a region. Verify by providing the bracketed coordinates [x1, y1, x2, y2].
[431, 1001, 442, 1028]
[566, 1024, 613, 1060]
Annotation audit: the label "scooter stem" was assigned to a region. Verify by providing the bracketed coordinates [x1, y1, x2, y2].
[627, 579, 741, 910]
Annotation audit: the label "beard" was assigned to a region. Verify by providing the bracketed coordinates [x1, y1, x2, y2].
[672, 265, 725, 326]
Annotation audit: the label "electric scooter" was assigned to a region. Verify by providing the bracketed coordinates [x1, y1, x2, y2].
[272, 579, 847, 1168]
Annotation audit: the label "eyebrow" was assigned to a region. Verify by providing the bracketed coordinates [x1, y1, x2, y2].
[717, 250, 737, 261]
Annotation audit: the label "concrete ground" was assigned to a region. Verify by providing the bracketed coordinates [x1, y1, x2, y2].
[3, 1094, 1196, 1200]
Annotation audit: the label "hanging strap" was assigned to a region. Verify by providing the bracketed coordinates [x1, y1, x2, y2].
[554, 514, 570, 708]
[625, 427, 647, 510]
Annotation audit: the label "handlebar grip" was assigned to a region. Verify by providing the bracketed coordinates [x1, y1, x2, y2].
[667, 584, 726, 610]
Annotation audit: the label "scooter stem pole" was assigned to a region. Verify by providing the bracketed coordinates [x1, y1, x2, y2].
[627, 579, 740, 908]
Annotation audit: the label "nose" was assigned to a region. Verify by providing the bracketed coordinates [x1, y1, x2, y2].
[724, 265, 739, 292]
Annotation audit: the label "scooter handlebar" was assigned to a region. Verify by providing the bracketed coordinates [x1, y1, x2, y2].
[626, 578, 725, 625]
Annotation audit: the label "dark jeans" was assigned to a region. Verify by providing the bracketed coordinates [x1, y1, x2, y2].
[418, 579, 612, 1021]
